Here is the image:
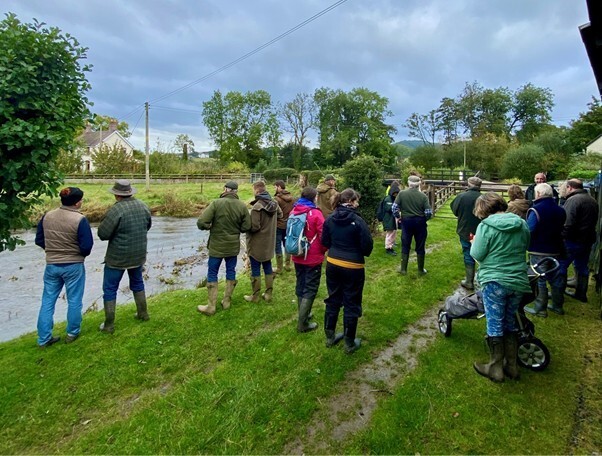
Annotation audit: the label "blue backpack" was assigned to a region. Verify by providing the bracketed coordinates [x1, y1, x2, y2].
[285, 211, 317, 259]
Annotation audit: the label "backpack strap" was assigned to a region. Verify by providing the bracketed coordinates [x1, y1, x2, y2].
[527, 207, 540, 222]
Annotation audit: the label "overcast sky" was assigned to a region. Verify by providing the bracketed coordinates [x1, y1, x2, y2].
[3, 0, 596, 152]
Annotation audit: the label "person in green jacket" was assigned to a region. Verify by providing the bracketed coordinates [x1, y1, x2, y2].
[470, 192, 531, 383]
[197, 181, 251, 316]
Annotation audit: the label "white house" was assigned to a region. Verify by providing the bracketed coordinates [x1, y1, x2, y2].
[78, 121, 135, 172]
[586, 133, 602, 154]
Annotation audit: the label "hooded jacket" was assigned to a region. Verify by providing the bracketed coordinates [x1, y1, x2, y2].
[316, 182, 337, 218]
[322, 205, 373, 265]
[470, 212, 531, 292]
[290, 199, 328, 267]
[275, 189, 295, 230]
[381, 186, 399, 231]
[246, 191, 283, 262]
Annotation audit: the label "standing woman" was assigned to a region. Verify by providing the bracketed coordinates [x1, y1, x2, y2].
[290, 187, 328, 333]
[321, 189, 373, 353]
[470, 192, 531, 382]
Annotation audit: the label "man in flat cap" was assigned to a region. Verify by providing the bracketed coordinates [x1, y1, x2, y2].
[35, 187, 93, 347]
[450, 176, 482, 289]
[392, 175, 432, 275]
[317, 174, 337, 218]
[98, 179, 152, 333]
[197, 180, 251, 315]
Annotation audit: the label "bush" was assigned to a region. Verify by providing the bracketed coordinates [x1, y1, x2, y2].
[340, 156, 383, 229]
[501, 144, 546, 183]
[262, 168, 298, 182]
[302, 170, 326, 187]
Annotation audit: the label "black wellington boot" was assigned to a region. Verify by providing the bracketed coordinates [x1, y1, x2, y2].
[343, 316, 361, 354]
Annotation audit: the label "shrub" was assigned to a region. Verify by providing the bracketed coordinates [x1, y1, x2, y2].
[340, 156, 383, 229]
[262, 168, 298, 182]
[501, 144, 546, 184]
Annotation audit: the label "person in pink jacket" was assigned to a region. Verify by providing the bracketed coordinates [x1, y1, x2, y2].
[290, 187, 329, 333]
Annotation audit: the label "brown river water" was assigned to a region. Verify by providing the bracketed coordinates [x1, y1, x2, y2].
[0, 217, 243, 343]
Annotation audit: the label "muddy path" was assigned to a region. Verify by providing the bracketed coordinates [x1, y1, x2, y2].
[283, 304, 441, 454]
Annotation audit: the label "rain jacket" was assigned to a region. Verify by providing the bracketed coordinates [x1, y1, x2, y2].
[322, 205, 373, 265]
[246, 191, 282, 262]
[290, 198, 327, 267]
[316, 182, 337, 218]
[275, 189, 295, 230]
[197, 192, 251, 258]
[470, 212, 531, 292]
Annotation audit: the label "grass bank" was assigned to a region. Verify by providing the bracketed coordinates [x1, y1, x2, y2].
[2, 204, 601, 454]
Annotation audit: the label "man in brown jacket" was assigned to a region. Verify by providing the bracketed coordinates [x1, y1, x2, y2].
[316, 174, 337, 218]
[273, 180, 295, 273]
[245, 181, 282, 302]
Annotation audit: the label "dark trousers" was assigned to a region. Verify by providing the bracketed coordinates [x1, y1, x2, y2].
[401, 216, 427, 255]
[324, 262, 365, 319]
[294, 263, 322, 300]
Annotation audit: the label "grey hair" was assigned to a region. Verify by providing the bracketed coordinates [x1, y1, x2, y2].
[535, 183, 553, 199]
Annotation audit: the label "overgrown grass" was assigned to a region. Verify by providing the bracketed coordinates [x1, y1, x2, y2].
[1, 207, 600, 454]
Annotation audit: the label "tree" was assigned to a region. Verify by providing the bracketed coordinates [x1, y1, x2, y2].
[202, 90, 280, 168]
[91, 144, 138, 174]
[0, 13, 91, 251]
[510, 83, 554, 142]
[88, 114, 131, 138]
[404, 110, 440, 146]
[54, 146, 83, 174]
[567, 97, 602, 153]
[409, 145, 442, 170]
[281, 92, 317, 163]
[316, 87, 396, 168]
[501, 144, 547, 183]
[340, 155, 383, 228]
[173, 134, 195, 159]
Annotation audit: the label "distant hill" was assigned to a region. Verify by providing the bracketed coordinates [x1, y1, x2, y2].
[394, 140, 425, 149]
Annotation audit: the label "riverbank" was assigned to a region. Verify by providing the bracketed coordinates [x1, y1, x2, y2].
[0, 212, 600, 454]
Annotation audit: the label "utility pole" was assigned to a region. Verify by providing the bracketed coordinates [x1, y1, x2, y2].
[145, 102, 150, 191]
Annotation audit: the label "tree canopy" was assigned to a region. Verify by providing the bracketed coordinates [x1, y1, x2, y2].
[0, 13, 91, 251]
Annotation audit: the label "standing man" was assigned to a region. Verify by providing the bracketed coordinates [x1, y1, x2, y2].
[380, 181, 400, 255]
[525, 172, 559, 203]
[98, 180, 152, 333]
[35, 187, 93, 347]
[524, 183, 566, 317]
[273, 180, 295, 274]
[450, 176, 482, 289]
[393, 176, 432, 275]
[197, 181, 251, 315]
[317, 174, 337, 218]
[245, 181, 282, 302]
[560, 179, 599, 306]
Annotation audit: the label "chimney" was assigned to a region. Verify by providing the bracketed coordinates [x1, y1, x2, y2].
[84, 123, 92, 133]
[109, 120, 118, 132]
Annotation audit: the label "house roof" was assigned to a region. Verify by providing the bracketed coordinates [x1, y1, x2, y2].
[586, 132, 602, 148]
[580, 0, 602, 96]
[77, 130, 135, 150]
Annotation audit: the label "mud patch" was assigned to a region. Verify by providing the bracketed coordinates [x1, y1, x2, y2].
[284, 305, 441, 454]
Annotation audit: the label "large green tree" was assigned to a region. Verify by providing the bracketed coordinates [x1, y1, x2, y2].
[0, 13, 91, 251]
[316, 87, 396, 168]
[201, 90, 280, 168]
[88, 114, 131, 138]
[567, 97, 602, 153]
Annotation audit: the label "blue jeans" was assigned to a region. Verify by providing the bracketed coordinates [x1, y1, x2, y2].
[207, 256, 237, 282]
[481, 281, 522, 337]
[275, 227, 286, 255]
[561, 241, 592, 276]
[459, 237, 475, 266]
[37, 263, 85, 345]
[250, 257, 273, 277]
[103, 265, 145, 301]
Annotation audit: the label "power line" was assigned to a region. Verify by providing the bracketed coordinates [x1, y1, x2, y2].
[149, 0, 351, 104]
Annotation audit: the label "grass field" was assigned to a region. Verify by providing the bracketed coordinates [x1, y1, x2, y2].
[2, 192, 600, 454]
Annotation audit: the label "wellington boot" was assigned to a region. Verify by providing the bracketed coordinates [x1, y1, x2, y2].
[460, 264, 475, 290]
[262, 274, 274, 302]
[565, 274, 589, 303]
[473, 336, 504, 383]
[133, 290, 150, 321]
[324, 311, 342, 347]
[343, 317, 361, 354]
[197, 282, 218, 316]
[99, 300, 116, 334]
[221, 280, 237, 309]
[503, 332, 520, 380]
[284, 254, 292, 271]
[274, 255, 284, 275]
[525, 285, 548, 318]
[298, 298, 318, 332]
[244, 276, 261, 303]
[399, 253, 409, 275]
[417, 254, 427, 275]
[566, 276, 577, 288]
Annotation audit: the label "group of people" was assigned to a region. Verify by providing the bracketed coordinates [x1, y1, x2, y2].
[196, 174, 372, 354]
[450, 172, 599, 383]
[36, 180, 151, 348]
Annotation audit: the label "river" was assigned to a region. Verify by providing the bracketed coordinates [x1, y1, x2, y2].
[0, 217, 244, 343]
